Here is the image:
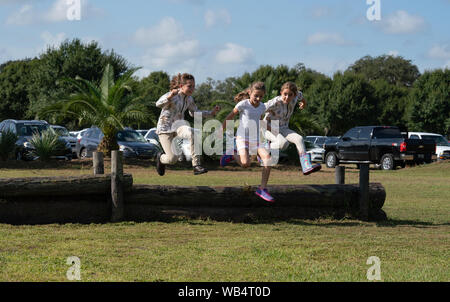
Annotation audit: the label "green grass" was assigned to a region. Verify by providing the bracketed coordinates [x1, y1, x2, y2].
[0, 160, 449, 281]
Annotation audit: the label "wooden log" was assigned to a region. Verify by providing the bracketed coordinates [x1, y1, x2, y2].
[111, 150, 124, 222]
[335, 166, 345, 184]
[0, 174, 133, 198]
[93, 152, 104, 175]
[126, 183, 385, 210]
[359, 164, 370, 221]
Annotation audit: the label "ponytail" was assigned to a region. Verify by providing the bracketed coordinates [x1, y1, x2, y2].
[234, 81, 266, 103]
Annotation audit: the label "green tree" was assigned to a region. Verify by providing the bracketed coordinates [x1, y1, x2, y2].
[324, 72, 378, 135]
[27, 39, 130, 128]
[132, 71, 170, 129]
[0, 58, 39, 120]
[40, 64, 148, 156]
[408, 69, 450, 136]
[371, 79, 410, 127]
[347, 55, 420, 87]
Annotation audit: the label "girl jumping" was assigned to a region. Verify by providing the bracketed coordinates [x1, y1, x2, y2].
[155, 73, 220, 176]
[263, 81, 321, 175]
[219, 82, 275, 202]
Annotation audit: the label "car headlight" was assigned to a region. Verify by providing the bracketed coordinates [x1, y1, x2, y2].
[65, 142, 71, 148]
[23, 142, 33, 148]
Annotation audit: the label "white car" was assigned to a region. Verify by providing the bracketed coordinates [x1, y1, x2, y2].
[305, 141, 325, 162]
[408, 132, 450, 160]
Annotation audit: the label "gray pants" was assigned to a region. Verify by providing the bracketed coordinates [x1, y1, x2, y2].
[264, 128, 306, 155]
[158, 125, 201, 167]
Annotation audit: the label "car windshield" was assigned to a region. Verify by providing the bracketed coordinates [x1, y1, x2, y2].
[421, 135, 449, 146]
[117, 130, 147, 143]
[316, 137, 326, 145]
[145, 130, 159, 141]
[52, 127, 70, 137]
[17, 123, 49, 136]
[305, 141, 320, 149]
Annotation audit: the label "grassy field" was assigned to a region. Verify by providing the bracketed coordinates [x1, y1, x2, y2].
[0, 159, 449, 281]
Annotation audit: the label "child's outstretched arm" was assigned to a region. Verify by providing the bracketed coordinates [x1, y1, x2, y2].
[221, 108, 239, 131]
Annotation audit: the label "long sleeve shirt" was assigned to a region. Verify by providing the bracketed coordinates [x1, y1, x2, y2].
[263, 92, 303, 130]
[155, 91, 213, 134]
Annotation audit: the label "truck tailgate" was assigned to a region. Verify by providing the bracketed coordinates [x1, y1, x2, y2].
[405, 138, 436, 154]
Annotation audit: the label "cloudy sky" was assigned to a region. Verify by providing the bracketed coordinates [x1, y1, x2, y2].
[0, 0, 449, 82]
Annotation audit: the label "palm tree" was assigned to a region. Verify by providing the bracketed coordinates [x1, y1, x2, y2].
[40, 64, 148, 156]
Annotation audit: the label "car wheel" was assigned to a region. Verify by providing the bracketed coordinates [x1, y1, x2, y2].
[325, 152, 338, 168]
[380, 154, 395, 170]
[80, 148, 88, 159]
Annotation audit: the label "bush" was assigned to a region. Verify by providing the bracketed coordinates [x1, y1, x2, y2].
[0, 130, 18, 161]
[29, 129, 66, 161]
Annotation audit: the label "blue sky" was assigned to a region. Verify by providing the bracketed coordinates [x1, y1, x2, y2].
[0, 0, 449, 83]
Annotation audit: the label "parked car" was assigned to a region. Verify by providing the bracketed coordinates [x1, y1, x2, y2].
[51, 125, 77, 158]
[136, 129, 149, 137]
[143, 127, 193, 162]
[407, 132, 450, 161]
[323, 126, 437, 170]
[70, 128, 89, 140]
[305, 141, 325, 162]
[0, 119, 72, 161]
[76, 127, 160, 159]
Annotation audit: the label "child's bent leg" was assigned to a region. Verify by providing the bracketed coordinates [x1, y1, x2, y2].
[255, 147, 274, 202]
[264, 130, 289, 151]
[258, 148, 272, 189]
[282, 129, 321, 175]
[158, 133, 178, 165]
[177, 125, 202, 167]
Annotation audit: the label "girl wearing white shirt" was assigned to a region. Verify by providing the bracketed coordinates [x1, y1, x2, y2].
[220, 82, 275, 202]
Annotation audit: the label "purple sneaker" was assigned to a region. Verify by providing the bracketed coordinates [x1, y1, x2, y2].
[255, 187, 275, 203]
[220, 154, 234, 167]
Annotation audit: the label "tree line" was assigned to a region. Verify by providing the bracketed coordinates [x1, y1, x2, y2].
[0, 39, 448, 137]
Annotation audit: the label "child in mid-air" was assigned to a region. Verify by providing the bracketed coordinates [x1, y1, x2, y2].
[155, 73, 220, 176]
[219, 82, 275, 202]
[263, 81, 321, 175]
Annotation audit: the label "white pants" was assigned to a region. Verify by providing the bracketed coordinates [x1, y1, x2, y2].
[264, 128, 306, 155]
[158, 125, 201, 166]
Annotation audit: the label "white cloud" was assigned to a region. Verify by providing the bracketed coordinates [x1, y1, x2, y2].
[204, 9, 231, 28]
[143, 39, 201, 68]
[215, 43, 253, 64]
[5, 4, 34, 25]
[135, 17, 202, 72]
[381, 10, 426, 34]
[5, 0, 102, 25]
[41, 31, 67, 48]
[427, 44, 450, 60]
[134, 17, 185, 46]
[306, 32, 354, 46]
[388, 50, 399, 57]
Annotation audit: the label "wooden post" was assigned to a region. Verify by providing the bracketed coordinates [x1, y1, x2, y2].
[335, 166, 345, 184]
[93, 152, 104, 175]
[111, 150, 124, 222]
[359, 164, 369, 221]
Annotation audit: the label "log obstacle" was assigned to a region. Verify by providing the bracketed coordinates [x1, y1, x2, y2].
[0, 175, 387, 224]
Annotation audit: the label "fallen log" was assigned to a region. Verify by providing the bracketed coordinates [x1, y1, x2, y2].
[0, 174, 133, 197]
[125, 183, 387, 221]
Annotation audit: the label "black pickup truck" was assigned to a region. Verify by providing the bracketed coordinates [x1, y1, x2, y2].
[323, 126, 436, 170]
